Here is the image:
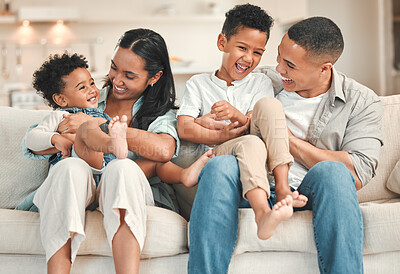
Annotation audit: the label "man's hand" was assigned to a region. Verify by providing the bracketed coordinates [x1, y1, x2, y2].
[211, 100, 247, 125]
[195, 113, 228, 130]
[51, 134, 73, 158]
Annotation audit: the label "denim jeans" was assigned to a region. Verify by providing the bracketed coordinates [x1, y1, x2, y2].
[188, 155, 363, 274]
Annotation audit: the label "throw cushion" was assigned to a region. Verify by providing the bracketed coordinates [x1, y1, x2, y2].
[387, 160, 400, 194]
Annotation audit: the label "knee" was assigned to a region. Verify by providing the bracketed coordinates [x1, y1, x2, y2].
[198, 155, 240, 192]
[239, 135, 264, 151]
[306, 161, 355, 194]
[48, 157, 92, 189]
[254, 97, 283, 113]
[101, 159, 142, 186]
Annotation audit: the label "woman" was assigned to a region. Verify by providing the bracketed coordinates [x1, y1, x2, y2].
[28, 29, 178, 274]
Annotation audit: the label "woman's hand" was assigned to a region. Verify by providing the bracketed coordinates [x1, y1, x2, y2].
[57, 112, 93, 134]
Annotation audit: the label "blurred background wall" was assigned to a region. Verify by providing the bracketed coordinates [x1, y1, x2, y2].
[0, 0, 398, 108]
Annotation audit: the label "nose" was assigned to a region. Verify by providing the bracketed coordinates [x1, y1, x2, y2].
[242, 51, 252, 64]
[276, 56, 284, 74]
[112, 71, 124, 86]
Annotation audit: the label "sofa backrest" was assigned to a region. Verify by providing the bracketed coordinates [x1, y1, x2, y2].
[358, 94, 400, 202]
[0, 107, 51, 209]
[0, 94, 399, 209]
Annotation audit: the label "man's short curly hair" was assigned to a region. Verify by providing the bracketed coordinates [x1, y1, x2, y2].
[222, 3, 274, 41]
[288, 17, 344, 64]
[32, 52, 88, 109]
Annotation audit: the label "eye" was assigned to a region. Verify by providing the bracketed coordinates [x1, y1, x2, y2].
[254, 51, 262, 56]
[287, 63, 295, 69]
[90, 81, 95, 86]
[125, 74, 134, 80]
[110, 63, 117, 70]
[238, 46, 246, 51]
[79, 86, 85, 90]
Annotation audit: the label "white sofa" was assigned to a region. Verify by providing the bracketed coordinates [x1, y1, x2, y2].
[1, 94, 400, 274]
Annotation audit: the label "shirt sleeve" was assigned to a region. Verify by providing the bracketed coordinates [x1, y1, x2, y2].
[147, 109, 180, 158]
[21, 124, 52, 160]
[176, 77, 203, 118]
[248, 74, 275, 111]
[25, 111, 65, 151]
[342, 96, 384, 186]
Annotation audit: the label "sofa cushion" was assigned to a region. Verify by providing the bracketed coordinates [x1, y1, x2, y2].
[387, 160, 400, 194]
[358, 95, 400, 203]
[0, 206, 188, 259]
[231, 199, 400, 256]
[0, 107, 51, 209]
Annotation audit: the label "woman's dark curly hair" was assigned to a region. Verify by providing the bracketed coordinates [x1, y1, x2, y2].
[32, 53, 88, 109]
[222, 4, 274, 41]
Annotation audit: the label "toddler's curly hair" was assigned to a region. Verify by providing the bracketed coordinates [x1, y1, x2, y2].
[32, 52, 88, 109]
[222, 4, 274, 41]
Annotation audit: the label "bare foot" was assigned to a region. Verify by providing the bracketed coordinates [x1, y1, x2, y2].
[276, 190, 307, 208]
[256, 195, 293, 240]
[180, 150, 214, 187]
[108, 115, 128, 159]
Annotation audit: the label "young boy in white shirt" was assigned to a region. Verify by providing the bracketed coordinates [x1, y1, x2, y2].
[177, 4, 307, 239]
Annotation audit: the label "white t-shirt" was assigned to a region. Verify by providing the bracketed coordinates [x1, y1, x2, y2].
[177, 72, 274, 118]
[276, 90, 328, 189]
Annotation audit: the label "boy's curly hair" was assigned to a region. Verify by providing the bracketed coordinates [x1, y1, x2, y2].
[222, 4, 274, 41]
[32, 52, 88, 109]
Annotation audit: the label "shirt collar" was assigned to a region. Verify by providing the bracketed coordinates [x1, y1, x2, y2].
[327, 67, 346, 106]
[210, 70, 253, 88]
[98, 86, 144, 116]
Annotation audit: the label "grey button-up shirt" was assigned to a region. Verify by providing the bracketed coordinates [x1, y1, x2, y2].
[257, 66, 383, 186]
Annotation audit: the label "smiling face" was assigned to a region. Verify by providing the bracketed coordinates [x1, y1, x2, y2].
[276, 33, 333, 98]
[216, 26, 267, 85]
[53, 67, 99, 108]
[108, 47, 155, 102]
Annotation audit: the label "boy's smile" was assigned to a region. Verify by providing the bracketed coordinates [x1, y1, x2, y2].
[216, 26, 267, 86]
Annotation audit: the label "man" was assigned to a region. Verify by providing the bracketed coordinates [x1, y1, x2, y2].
[188, 17, 383, 273]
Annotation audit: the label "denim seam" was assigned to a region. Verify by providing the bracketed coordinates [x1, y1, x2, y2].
[307, 187, 328, 274]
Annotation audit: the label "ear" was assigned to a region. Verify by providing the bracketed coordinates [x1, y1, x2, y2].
[148, 70, 163, 86]
[321, 62, 333, 73]
[217, 33, 227, 52]
[52, 93, 67, 108]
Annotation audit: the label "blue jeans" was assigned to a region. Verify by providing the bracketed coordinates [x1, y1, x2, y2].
[188, 155, 363, 274]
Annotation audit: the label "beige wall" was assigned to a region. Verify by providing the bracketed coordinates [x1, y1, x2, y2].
[0, 0, 393, 107]
[307, 0, 381, 93]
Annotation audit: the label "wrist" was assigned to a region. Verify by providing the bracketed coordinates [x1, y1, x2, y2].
[51, 133, 60, 146]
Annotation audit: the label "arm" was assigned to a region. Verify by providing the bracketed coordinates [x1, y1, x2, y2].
[177, 115, 249, 146]
[58, 112, 107, 134]
[126, 129, 176, 162]
[288, 131, 363, 189]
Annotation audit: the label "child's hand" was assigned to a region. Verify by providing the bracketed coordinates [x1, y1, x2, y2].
[211, 100, 247, 126]
[51, 134, 73, 158]
[195, 113, 228, 130]
[218, 118, 249, 143]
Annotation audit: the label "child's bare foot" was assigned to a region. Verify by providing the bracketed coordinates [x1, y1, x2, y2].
[108, 115, 128, 159]
[276, 190, 307, 208]
[256, 195, 293, 240]
[180, 150, 214, 187]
